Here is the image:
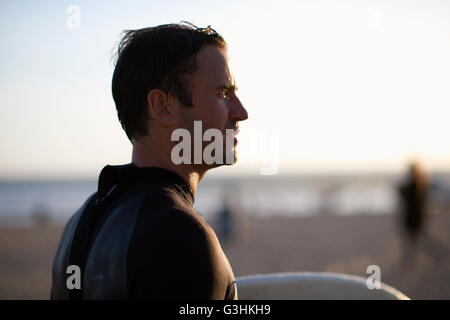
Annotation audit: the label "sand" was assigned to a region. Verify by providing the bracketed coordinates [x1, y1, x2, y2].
[0, 212, 449, 299]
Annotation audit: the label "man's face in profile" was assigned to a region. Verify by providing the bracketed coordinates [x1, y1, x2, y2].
[177, 45, 248, 167]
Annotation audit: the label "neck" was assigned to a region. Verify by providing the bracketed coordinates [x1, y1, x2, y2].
[131, 140, 207, 196]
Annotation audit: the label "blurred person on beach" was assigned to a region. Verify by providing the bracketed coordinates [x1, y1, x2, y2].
[398, 161, 429, 263]
[218, 196, 234, 244]
[51, 22, 248, 299]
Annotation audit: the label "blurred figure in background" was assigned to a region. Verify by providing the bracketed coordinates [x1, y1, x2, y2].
[218, 195, 233, 244]
[31, 203, 51, 227]
[398, 161, 429, 262]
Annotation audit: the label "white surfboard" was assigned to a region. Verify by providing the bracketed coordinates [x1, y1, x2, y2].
[236, 272, 410, 300]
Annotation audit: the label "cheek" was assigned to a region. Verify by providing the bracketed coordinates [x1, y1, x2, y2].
[198, 97, 229, 128]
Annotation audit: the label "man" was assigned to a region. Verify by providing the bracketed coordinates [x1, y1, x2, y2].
[51, 22, 248, 299]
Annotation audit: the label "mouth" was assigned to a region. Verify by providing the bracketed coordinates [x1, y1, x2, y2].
[223, 127, 239, 142]
[223, 127, 239, 146]
[224, 125, 239, 136]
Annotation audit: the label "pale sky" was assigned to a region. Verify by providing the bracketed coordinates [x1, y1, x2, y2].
[1, 0, 449, 179]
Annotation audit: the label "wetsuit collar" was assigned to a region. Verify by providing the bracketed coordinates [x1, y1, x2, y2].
[98, 163, 195, 206]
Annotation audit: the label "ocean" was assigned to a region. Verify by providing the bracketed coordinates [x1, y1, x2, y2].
[1, 173, 449, 226]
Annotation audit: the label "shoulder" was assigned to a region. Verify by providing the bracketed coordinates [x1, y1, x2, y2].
[135, 201, 218, 253]
[134, 186, 213, 240]
[166, 208, 219, 251]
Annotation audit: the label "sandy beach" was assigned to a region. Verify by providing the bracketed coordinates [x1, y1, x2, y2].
[1, 212, 449, 300]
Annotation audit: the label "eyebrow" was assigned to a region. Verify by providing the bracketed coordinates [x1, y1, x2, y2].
[215, 80, 237, 91]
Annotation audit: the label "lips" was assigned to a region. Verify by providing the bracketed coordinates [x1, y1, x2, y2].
[222, 126, 239, 137]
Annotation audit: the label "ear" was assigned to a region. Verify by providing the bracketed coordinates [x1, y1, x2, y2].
[147, 89, 175, 127]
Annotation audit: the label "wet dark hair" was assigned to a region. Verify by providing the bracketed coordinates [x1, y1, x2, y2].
[111, 22, 227, 141]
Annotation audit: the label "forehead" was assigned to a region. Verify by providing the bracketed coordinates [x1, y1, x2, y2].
[192, 45, 232, 87]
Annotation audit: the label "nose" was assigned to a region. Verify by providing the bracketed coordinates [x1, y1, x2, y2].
[230, 95, 248, 122]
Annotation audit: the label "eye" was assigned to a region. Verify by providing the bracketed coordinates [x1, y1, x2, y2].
[219, 88, 230, 99]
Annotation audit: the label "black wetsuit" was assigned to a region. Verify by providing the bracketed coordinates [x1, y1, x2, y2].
[51, 164, 237, 299]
